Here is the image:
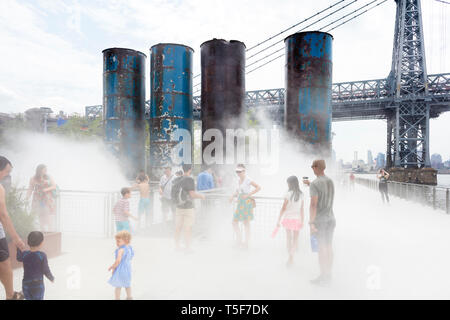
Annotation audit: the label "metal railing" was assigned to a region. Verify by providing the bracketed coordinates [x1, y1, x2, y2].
[197, 193, 285, 243]
[355, 177, 450, 214]
[49, 190, 283, 243]
[19, 187, 286, 239]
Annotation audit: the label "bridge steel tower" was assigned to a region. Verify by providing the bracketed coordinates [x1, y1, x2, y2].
[386, 0, 437, 184]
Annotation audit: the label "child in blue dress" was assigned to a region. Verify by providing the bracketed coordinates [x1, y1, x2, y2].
[108, 230, 134, 300]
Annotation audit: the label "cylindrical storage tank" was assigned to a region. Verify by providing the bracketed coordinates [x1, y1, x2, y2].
[103, 48, 146, 180]
[200, 39, 246, 165]
[150, 43, 194, 179]
[284, 31, 333, 156]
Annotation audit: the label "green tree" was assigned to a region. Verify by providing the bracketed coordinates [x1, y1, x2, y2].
[49, 114, 103, 140]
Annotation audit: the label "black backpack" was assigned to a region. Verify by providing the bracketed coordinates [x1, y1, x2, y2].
[171, 176, 188, 206]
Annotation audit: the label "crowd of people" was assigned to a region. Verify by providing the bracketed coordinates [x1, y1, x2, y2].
[0, 154, 341, 299]
[107, 159, 337, 298]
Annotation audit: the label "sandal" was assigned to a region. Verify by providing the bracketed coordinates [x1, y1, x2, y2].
[7, 291, 24, 300]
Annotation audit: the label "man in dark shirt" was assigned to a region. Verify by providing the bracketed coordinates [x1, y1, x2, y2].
[174, 164, 205, 252]
[17, 231, 54, 300]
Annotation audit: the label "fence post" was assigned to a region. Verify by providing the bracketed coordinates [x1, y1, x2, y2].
[446, 189, 449, 215]
[432, 187, 436, 210]
[104, 193, 109, 237]
[56, 193, 61, 233]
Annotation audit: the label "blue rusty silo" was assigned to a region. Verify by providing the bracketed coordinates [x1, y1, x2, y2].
[150, 43, 194, 178]
[103, 48, 146, 180]
[284, 31, 333, 155]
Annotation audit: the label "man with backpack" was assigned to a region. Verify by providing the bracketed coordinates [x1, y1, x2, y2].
[172, 164, 205, 252]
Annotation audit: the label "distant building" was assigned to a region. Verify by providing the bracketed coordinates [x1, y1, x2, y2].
[24, 107, 56, 132]
[444, 159, 450, 169]
[376, 153, 385, 169]
[367, 150, 373, 169]
[431, 154, 443, 169]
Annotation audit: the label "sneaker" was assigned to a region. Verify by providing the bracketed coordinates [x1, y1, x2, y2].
[310, 274, 331, 286]
[7, 291, 24, 300]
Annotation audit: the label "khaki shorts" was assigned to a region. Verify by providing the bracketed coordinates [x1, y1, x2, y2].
[175, 208, 195, 228]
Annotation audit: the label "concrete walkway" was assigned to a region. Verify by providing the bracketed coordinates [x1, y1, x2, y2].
[3, 184, 450, 300]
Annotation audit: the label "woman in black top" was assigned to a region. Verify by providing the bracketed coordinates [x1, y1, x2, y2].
[377, 168, 390, 204]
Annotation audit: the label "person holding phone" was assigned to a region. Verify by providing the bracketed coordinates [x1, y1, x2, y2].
[377, 168, 390, 204]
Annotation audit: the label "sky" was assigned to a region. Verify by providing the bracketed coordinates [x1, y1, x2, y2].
[0, 0, 448, 163]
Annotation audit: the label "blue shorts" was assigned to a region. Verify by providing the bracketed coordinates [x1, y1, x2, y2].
[116, 221, 130, 232]
[23, 279, 45, 300]
[138, 198, 151, 215]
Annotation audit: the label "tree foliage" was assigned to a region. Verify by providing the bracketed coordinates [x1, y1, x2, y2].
[5, 185, 36, 241]
[49, 114, 103, 140]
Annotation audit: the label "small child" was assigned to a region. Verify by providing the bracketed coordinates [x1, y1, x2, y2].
[113, 187, 138, 232]
[131, 173, 151, 228]
[16, 231, 54, 300]
[108, 230, 134, 300]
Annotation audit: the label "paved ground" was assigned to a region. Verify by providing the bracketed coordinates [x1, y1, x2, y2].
[3, 184, 450, 300]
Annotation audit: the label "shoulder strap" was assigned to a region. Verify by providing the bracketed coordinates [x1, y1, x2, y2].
[161, 175, 173, 190]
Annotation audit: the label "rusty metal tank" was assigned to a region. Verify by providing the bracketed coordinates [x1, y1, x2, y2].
[200, 39, 246, 165]
[284, 31, 333, 156]
[103, 48, 146, 180]
[149, 43, 194, 178]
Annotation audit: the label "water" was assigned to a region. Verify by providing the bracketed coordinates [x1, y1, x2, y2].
[438, 174, 450, 188]
[355, 173, 450, 188]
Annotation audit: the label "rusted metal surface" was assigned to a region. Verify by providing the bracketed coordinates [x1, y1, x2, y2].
[284, 31, 333, 155]
[200, 39, 246, 164]
[388, 167, 437, 185]
[150, 43, 193, 178]
[103, 48, 146, 179]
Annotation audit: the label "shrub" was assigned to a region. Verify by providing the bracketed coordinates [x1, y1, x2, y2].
[4, 185, 36, 241]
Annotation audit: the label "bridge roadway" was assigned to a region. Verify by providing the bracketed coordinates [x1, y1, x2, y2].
[192, 72, 450, 122]
[5, 184, 450, 299]
[86, 73, 450, 122]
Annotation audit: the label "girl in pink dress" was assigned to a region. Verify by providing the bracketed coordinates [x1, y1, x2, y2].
[276, 176, 304, 266]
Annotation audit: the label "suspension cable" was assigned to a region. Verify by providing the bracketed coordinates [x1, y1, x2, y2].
[246, 0, 359, 60]
[193, 0, 357, 87]
[246, 0, 347, 52]
[246, 0, 388, 75]
[245, 0, 380, 71]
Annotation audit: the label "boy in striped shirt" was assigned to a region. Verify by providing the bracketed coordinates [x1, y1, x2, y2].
[113, 188, 137, 232]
